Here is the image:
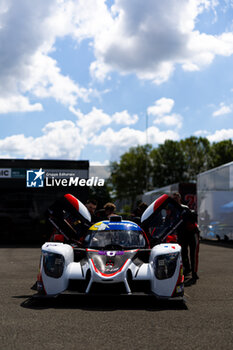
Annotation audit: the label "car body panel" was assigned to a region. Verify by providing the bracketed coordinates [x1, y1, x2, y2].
[36, 194, 184, 300]
[39, 242, 183, 298]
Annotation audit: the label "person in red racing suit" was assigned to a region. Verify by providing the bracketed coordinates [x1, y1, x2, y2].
[172, 192, 200, 281]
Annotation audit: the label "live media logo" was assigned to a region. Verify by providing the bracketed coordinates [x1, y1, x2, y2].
[26, 169, 45, 187]
[26, 168, 105, 188]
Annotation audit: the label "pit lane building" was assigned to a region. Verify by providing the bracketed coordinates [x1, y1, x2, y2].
[0, 159, 89, 244]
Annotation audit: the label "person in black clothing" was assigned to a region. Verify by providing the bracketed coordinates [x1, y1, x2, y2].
[93, 203, 118, 222]
[103, 202, 117, 219]
[129, 202, 148, 225]
[85, 199, 98, 223]
[172, 192, 200, 281]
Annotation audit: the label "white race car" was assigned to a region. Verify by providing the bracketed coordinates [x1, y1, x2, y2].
[35, 194, 184, 300]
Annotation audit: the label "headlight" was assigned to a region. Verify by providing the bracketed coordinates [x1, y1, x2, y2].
[154, 253, 179, 280]
[43, 252, 65, 278]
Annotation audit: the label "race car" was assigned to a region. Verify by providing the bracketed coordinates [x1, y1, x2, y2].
[35, 194, 184, 299]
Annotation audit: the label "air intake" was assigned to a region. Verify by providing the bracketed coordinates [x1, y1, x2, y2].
[109, 215, 122, 222]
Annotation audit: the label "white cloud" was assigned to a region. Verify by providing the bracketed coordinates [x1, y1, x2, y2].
[1, 0, 233, 115]
[194, 130, 210, 136]
[3, 0, 233, 161]
[0, 95, 42, 114]
[90, 60, 112, 82]
[91, 127, 144, 148]
[0, 0, 93, 114]
[207, 128, 233, 142]
[147, 126, 180, 144]
[70, 106, 112, 137]
[0, 106, 156, 159]
[84, 0, 233, 83]
[0, 120, 85, 159]
[194, 128, 233, 141]
[90, 160, 110, 166]
[212, 103, 232, 117]
[112, 110, 138, 125]
[26, 53, 92, 107]
[91, 126, 179, 159]
[147, 98, 174, 117]
[147, 98, 183, 129]
[153, 113, 183, 129]
[70, 107, 138, 135]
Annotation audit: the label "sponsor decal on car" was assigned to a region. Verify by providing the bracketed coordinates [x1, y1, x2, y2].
[90, 222, 109, 231]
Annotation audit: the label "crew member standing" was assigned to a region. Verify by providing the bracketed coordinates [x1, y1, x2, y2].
[172, 192, 200, 281]
[85, 199, 98, 223]
[103, 202, 117, 219]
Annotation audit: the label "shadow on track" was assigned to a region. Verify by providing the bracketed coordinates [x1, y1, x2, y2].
[200, 239, 233, 249]
[17, 294, 188, 312]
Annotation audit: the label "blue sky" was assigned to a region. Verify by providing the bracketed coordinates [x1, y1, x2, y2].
[1, 0, 233, 164]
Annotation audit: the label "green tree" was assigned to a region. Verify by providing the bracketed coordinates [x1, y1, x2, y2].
[110, 144, 152, 207]
[150, 140, 187, 187]
[180, 136, 211, 180]
[209, 139, 233, 168]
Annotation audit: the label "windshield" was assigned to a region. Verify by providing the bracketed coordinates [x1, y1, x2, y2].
[84, 230, 146, 249]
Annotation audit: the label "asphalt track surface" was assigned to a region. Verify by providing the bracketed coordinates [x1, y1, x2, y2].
[0, 243, 232, 350]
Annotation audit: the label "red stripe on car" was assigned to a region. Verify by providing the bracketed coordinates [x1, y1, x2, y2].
[64, 193, 79, 211]
[91, 259, 128, 277]
[153, 194, 169, 212]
